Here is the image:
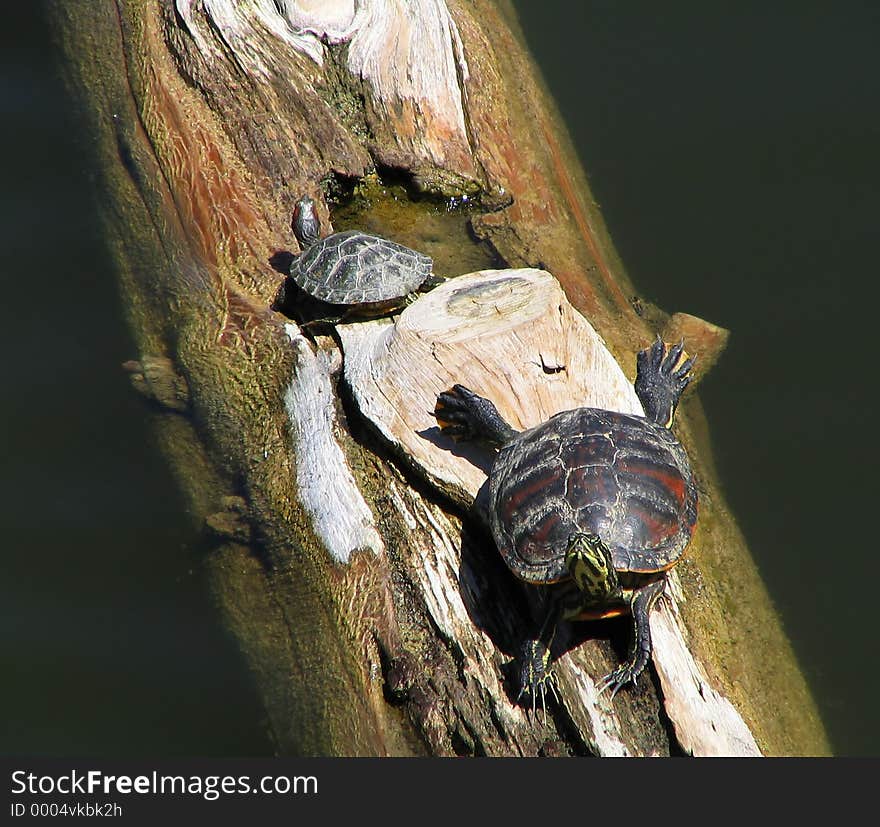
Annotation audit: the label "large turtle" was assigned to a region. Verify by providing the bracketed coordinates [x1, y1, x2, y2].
[275, 195, 437, 321]
[434, 337, 698, 707]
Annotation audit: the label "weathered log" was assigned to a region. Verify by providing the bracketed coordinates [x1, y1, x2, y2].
[341, 268, 761, 755]
[49, 0, 830, 755]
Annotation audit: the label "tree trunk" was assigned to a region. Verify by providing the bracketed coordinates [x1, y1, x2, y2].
[49, 0, 830, 756]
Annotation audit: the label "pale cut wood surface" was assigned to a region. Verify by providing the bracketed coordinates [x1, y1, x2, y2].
[340, 269, 643, 504]
[340, 268, 761, 756]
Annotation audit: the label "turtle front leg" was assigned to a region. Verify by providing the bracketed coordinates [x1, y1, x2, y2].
[517, 602, 562, 717]
[434, 385, 518, 447]
[597, 579, 666, 698]
[635, 336, 695, 428]
[418, 272, 447, 292]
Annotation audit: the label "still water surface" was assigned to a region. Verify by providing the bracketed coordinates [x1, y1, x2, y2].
[4, 5, 877, 755]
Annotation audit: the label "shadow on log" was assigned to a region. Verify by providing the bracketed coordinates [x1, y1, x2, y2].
[49, 0, 829, 755]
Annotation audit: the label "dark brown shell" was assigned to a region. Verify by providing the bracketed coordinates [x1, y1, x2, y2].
[488, 408, 697, 583]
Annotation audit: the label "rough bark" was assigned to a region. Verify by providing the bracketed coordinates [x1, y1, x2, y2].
[49, 0, 830, 755]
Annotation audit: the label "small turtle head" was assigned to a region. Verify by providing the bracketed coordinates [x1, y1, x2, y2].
[293, 195, 321, 249]
[565, 532, 618, 600]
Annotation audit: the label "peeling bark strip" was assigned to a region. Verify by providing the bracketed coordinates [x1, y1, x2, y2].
[284, 327, 384, 562]
[650, 579, 761, 757]
[51, 0, 830, 755]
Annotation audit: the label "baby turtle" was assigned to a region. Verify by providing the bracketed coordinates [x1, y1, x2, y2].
[276, 195, 437, 322]
[434, 337, 698, 708]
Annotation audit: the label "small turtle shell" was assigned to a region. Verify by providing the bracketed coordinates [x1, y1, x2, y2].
[488, 407, 697, 583]
[289, 230, 433, 305]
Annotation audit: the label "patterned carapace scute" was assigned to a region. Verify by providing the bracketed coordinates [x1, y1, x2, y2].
[489, 408, 698, 582]
[290, 230, 433, 305]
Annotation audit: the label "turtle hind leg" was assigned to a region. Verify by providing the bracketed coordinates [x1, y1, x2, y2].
[517, 639, 558, 719]
[596, 579, 666, 699]
[516, 602, 562, 718]
[635, 336, 695, 428]
[434, 385, 518, 447]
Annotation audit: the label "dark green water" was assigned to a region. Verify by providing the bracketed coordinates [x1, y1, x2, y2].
[5, 4, 877, 757]
[1, 8, 271, 755]
[512, 2, 880, 755]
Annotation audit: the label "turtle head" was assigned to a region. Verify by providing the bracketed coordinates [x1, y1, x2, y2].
[565, 533, 618, 601]
[293, 195, 321, 249]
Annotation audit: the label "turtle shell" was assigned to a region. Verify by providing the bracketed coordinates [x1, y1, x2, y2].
[289, 230, 433, 305]
[488, 407, 697, 583]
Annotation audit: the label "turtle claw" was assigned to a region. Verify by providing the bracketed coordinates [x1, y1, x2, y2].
[663, 339, 695, 397]
[642, 334, 665, 373]
[517, 639, 557, 721]
[674, 355, 696, 384]
[596, 663, 640, 701]
[665, 339, 686, 372]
